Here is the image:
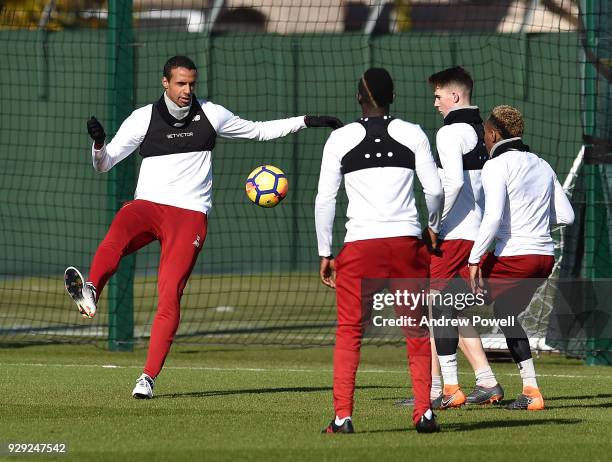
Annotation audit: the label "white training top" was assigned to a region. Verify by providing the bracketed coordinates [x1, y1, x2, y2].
[91, 99, 306, 213]
[436, 119, 485, 240]
[468, 138, 575, 263]
[315, 117, 443, 257]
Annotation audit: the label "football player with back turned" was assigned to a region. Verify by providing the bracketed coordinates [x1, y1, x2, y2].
[315, 68, 443, 433]
[427, 66, 504, 409]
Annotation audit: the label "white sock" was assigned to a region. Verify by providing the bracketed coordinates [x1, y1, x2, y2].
[518, 359, 538, 389]
[474, 366, 497, 388]
[423, 409, 433, 420]
[438, 354, 458, 386]
[430, 375, 442, 399]
[335, 415, 351, 426]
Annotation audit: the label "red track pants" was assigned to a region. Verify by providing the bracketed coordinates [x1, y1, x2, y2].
[88, 200, 207, 378]
[333, 236, 432, 425]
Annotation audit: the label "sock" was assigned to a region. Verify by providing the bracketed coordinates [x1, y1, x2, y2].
[423, 409, 433, 420]
[518, 358, 538, 389]
[474, 366, 497, 388]
[335, 415, 351, 426]
[438, 354, 458, 386]
[430, 375, 442, 399]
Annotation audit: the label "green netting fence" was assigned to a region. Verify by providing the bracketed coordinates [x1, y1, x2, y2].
[0, 1, 608, 359]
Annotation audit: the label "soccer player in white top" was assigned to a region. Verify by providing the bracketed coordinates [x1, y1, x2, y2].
[316, 68, 443, 433]
[468, 105, 574, 410]
[427, 67, 503, 409]
[64, 55, 342, 399]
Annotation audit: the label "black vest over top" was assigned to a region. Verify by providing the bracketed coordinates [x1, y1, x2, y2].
[340, 116, 415, 175]
[139, 95, 217, 158]
[435, 107, 488, 170]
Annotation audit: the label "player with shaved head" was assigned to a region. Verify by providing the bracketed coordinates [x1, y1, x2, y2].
[316, 67, 443, 433]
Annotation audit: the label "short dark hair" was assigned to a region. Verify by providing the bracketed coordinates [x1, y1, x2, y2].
[358, 67, 394, 107]
[163, 56, 197, 80]
[428, 66, 473, 98]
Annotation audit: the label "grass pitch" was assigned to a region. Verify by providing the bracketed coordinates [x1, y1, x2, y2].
[1, 344, 611, 461]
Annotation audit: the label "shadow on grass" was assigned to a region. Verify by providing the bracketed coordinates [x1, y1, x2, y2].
[384, 393, 612, 409]
[544, 393, 612, 401]
[438, 418, 583, 432]
[545, 402, 612, 409]
[175, 348, 257, 355]
[453, 398, 612, 410]
[176, 345, 334, 355]
[362, 418, 582, 434]
[156, 385, 397, 399]
[0, 340, 110, 350]
[504, 393, 612, 410]
[450, 398, 612, 411]
[373, 396, 412, 402]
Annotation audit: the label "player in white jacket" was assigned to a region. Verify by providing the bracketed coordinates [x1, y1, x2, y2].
[64, 55, 342, 399]
[316, 68, 443, 433]
[427, 67, 503, 409]
[468, 105, 574, 410]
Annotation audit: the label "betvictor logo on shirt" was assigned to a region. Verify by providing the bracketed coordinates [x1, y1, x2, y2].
[166, 132, 194, 139]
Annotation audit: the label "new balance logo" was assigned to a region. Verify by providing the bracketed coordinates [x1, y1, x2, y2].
[192, 114, 201, 121]
[167, 132, 194, 139]
[193, 235, 201, 248]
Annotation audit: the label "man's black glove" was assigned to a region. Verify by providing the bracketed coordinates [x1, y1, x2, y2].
[304, 115, 344, 130]
[87, 116, 106, 146]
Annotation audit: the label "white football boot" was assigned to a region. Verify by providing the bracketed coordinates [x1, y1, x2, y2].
[132, 373, 155, 399]
[64, 266, 97, 319]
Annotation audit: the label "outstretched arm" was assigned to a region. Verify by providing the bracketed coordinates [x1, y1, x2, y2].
[211, 103, 342, 141]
